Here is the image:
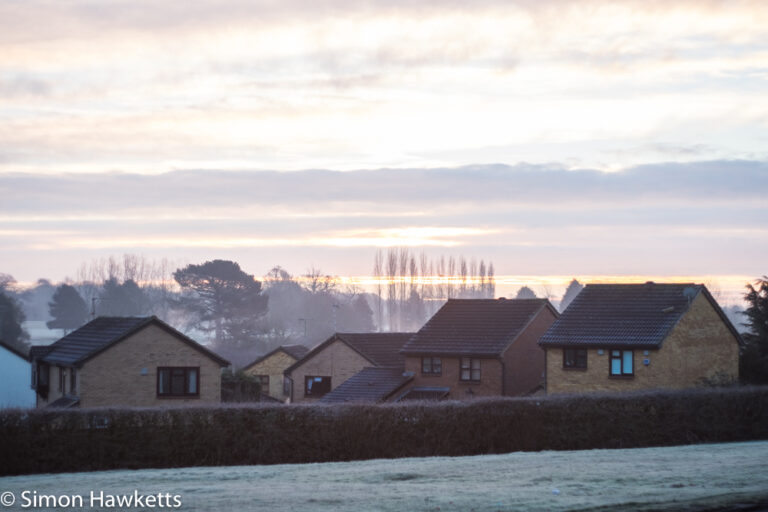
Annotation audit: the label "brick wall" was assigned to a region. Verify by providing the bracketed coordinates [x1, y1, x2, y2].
[404, 356, 504, 399]
[78, 324, 223, 407]
[243, 350, 297, 400]
[545, 292, 740, 394]
[286, 339, 371, 403]
[503, 306, 556, 395]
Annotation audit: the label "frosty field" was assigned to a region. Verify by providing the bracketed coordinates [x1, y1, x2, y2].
[2, 441, 767, 511]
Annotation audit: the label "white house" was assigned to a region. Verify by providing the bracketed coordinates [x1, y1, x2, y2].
[0, 339, 36, 409]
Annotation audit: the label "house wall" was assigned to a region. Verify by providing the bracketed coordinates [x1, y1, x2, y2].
[77, 324, 223, 407]
[286, 339, 371, 403]
[243, 350, 296, 400]
[0, 346, 36, 409]
[545, 292, 741, 394]
[503, 307, 556, 396]
[403, 356, 504, 399]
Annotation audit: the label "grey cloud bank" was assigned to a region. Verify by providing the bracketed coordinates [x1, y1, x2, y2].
[3, 161, 766, 214]
[1, 161, 765, 285]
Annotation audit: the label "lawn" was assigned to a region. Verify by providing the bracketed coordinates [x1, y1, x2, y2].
[1, 441, 767, 511]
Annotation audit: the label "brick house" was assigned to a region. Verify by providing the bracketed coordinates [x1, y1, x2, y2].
[538, 283, 743, 395]
[398, 298, 559, 400]
[283, 332, 413, 403]
[242, 344, 309, 401]
[31, 316, 229, 408]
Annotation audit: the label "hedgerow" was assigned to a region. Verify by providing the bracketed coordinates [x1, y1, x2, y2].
[1, 386, 767, 476]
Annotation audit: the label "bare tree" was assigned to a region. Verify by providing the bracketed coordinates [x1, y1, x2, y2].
[487, 262, 496, 298]
[386, 249, 398, 331]
[479, 260, 487, 298]
[459, 257, 468, 297]
[302, 267, 337, 294]
[373, 250, 384, 332]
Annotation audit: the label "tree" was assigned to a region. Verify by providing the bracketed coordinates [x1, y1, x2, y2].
[0, 289, 28, 347]
[740, 276, 768, 384]
[515, 286, 537, 299]
[560, 278, 584, 312]
[47, 284, 88, 331]
[98, 278, 150, 316]
[173, 260, 268, 347]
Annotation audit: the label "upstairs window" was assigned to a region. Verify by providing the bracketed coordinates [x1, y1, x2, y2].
[305, 376, 331, 397]
[563, 349, 588, 369]
[460, 358, 481, 382]
[610, 350, 634, 377]
[421, 357, 442, 376]
[157, 367, 200, 397]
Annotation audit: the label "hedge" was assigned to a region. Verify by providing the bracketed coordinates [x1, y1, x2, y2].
[1, 386, 767, 476]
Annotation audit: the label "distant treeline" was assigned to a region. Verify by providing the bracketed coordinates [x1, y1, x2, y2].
[1, 386, 767, 476]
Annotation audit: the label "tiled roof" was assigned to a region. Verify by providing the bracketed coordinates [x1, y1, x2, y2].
[319, 367, 413, 403]
[401, 299, 554, 356]
[281, 344, 310, 360]
[538, 283, 737, 348]
[48, 395, 80, 408]
[395, 386, 450, 401]
[29, 345, 53, 360]
[40, 316, 229, 367]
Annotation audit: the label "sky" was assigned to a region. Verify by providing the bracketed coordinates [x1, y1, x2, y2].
[1, 0, 766, 303]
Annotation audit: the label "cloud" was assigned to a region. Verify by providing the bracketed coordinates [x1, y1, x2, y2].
[1, 161, 766, 217]
[0, 74, 51, 97]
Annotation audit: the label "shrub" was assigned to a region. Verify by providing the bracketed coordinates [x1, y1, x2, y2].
[1, 386, 767, 476]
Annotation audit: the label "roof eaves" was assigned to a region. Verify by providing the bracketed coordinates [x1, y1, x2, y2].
[242, 346, 288, 372]
[284, 334, 354, 376]
[699, 286, 746, 347]
[500, 299, 557, 355]
[0, 339, 29, 361]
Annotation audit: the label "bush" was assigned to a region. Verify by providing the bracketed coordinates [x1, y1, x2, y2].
[1, 386, 767, 476]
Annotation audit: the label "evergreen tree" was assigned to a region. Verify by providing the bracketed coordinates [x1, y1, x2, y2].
[0, 289, 28, 347]
[173, 260, 268, 347]
[47, 284, 88, 331]
[740, 276, 768, 384]
[99, 278, 149, 316]
[560, 278, 584, 312]
[515, 286, 537, 299]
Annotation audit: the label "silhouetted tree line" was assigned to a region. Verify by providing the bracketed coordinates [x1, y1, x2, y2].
[3, 257, 763, 381]
[372, 249, 497, 331]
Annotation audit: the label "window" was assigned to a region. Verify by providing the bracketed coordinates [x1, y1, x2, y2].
[256, 375, 269, 392]
[460, 358, 481, 382]
[38, 363, 49, 387]
[421, 357, 442, 376]
[59, 366, 65, 392]
[70, 369, 77, 394]
[157, 367, 200, 397]
[563, 349, 587, 369]
[304, 376, 331, 397]
[610, 350, 634, 376]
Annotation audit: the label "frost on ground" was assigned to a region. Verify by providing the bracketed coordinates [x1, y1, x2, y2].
[2, 441, 768, 511]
